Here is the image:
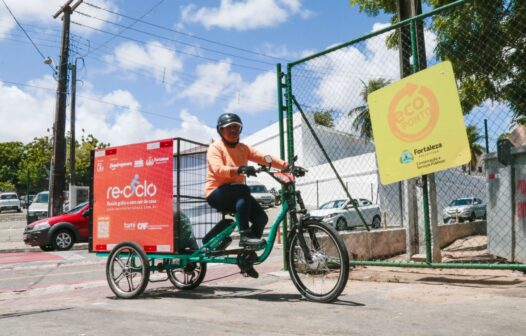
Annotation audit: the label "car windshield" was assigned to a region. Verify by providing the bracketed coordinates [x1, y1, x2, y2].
[0, 194, 17, 200]
[319, 200, 346, 209]
[249, 185, 268, 193]
[449, 199, 472, 206]
[67, 201, 88, 214]
[33, 193, 49, 203]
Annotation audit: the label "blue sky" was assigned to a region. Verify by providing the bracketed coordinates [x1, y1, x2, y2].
[0, 0, 391, 146]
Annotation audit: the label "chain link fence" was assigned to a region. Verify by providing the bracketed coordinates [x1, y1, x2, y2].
[283, 0, 526, 269]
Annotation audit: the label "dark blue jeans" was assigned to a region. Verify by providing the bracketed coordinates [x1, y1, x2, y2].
[206, 184, 268, 238]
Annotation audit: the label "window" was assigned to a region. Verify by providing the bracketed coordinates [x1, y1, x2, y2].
[0, 194, 17, 200]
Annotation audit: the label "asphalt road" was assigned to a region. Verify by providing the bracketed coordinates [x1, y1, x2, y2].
[0, 245, 525, 335]
[1, 208, 525, 335]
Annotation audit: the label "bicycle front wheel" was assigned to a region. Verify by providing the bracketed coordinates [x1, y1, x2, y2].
[288, 220, 349, 303]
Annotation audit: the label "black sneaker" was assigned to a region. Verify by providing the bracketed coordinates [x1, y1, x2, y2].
[239, 230, 265, 247]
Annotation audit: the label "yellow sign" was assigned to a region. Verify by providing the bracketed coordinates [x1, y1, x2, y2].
[368, 61, 470, 185]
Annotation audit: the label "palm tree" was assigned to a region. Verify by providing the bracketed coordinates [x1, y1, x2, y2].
[466, 125, 485, 172]
[348, 78, 391, 141]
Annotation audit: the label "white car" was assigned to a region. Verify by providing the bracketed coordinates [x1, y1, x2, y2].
[0, 192, 22, 213]
[248, 184, 275, 208]
[442, 197, 486, 223]
[309, 198, 382, 230]
[27, 191, 49, 224]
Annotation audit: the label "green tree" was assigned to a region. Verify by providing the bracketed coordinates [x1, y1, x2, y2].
[313, 111, 334, 128]
[349, 0, 526, 117]
[72, 134, 109, 186]
[0, 142, 24, 189]
[16, 136, 53, 194]
[348, 78, 391, 141]
[466, 125, 484, 172]
[0, 181, 16, 192]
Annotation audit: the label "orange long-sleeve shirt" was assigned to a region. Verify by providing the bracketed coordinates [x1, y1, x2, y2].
[205, 140, 288, 197]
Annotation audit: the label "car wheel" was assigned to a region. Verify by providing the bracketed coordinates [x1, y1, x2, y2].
[52, 229, 75, 251]
[335, 217, 347, 231]
[372, 215, 381, 229]
[17, 207, 22, 213]
[39, 245, 54, 252]
[469, 212, 476, 222]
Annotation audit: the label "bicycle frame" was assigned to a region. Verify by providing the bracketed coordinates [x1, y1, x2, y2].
[96, 166, 309, 271]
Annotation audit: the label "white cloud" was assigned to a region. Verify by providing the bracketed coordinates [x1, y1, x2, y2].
[179, 59, 275, 114]
[256, 43, 315, 60]
[104, 41, 184, 89]
[181, 0, 309, 31]
[299, 23, 400, 114]
[0, 77, 216, 146]
[179, 60, 242, 105]
[0, 0, 117, 38]
[0, 77, 56, 142]
[226, 71, 276, 114]
[75, 90, 216, 146]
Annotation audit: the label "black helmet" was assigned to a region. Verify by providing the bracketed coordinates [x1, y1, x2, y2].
[216, 113, 243, 134]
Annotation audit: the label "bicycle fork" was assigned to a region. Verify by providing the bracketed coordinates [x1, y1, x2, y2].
[289, 190, 317, 263]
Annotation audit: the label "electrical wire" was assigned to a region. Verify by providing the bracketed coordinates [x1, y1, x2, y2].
[71, 20, 269, 72]
[83, 1, 289, 63]
[75, 10, 276, 66]
[0, 79, 184, 122]
[86, 0, 165, 57]
[0, 0, 55, 72]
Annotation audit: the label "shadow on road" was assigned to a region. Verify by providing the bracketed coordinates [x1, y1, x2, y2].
[108, 285, 364, 306]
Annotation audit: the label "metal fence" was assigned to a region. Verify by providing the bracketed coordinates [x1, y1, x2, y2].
[281, 0, 526, 270]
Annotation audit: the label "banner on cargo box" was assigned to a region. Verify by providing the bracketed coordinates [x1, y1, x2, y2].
[93, 139, 173, 253]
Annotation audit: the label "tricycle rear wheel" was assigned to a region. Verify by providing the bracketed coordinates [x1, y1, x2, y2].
[167, 262, 207, 290]
[106, 241, 150, 299]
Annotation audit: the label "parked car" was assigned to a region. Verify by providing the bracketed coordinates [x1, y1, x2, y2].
[309, 198, 382, 231]
[19, 194, 35, 209]
[248, 184, 275, 207]
[23, 201, 90, 251]
[0, 192, 22, 213]
[27, 191, 49, 224]
[442, 197, 486, 223]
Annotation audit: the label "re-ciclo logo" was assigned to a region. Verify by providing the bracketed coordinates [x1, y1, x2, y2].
[388, 83, 439, 142]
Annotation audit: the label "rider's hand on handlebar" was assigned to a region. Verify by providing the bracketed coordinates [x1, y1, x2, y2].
[237, 165, 257, 177]
[291, 165, 307, 177]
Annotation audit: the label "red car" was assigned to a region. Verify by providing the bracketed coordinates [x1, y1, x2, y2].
[23, 201, 90, 251]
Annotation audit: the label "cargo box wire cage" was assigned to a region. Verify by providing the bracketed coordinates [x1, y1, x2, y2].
[173, 138, 221, 253]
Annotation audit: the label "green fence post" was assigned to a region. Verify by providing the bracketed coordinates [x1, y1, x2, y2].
[410, 19, 432, 263]
[276, 63, 288, 271]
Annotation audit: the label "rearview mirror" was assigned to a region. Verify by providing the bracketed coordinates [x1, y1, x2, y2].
[264, 155, 272, 164]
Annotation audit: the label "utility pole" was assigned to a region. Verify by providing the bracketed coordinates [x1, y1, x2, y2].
[69, 59, 78, 186]
[49, 0, 83, 216]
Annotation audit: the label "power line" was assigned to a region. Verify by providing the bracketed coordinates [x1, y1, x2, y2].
[75, 10, 276, 66]
[0, 79, 184, 122]
[83, 1, 289, 63]
[71, 20, 269, 72]
[0, 0, 55, 72]
[86, 0, 166, 56]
